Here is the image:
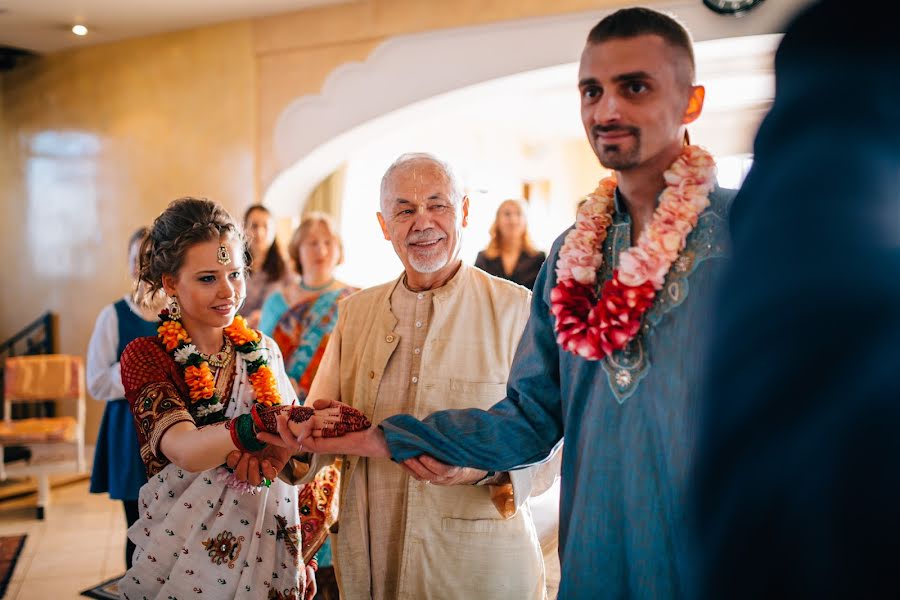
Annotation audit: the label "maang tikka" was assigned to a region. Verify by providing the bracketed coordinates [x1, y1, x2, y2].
[217, 244, 231, 265]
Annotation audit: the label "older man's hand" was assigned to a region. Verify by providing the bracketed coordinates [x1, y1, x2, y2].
[401, 454, 489, 486]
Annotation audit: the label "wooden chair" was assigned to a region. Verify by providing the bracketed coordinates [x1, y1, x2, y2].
[0, 354, 87, 519]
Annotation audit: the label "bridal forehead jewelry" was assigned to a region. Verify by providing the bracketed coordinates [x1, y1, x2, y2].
[217, 244, 231, 265]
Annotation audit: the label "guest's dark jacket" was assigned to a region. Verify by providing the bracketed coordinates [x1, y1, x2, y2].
[692, 1, 900, 598]
[475, 250, 546, 291]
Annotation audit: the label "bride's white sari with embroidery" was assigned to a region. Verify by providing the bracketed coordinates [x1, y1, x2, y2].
[119, 335, 305, 600]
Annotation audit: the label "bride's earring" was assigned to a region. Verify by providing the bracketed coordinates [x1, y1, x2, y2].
[168, 296, 182, 320]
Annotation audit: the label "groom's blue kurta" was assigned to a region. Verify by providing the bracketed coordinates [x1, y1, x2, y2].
[381, 187, 735, 599]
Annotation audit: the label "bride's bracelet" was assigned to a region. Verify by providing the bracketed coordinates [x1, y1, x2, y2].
[228, 413, 267, 453]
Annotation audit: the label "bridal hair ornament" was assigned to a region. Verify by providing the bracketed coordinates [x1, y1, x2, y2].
[217, 244, 231, 265]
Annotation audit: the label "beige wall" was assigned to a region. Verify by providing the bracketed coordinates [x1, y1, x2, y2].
[0, 22, 256, 436]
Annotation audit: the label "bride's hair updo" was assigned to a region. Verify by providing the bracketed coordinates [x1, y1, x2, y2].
[137, 197, 245, 301]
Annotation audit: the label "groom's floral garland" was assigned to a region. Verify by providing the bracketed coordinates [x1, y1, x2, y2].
[550, 145, 716, 360]
[157, 312, 281, 418]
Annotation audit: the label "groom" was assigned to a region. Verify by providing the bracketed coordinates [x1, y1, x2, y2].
[296, 7, 736, 599]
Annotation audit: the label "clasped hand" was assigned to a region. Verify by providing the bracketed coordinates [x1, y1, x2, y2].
[225, 399, 370, 485]
[226, 399, 486, 486]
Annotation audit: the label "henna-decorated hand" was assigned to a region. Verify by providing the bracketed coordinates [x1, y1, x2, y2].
[253, 402, 371, 438]
[308, 400, 372, 438]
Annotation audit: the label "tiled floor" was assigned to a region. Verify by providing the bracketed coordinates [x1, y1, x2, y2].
[0, 478, 128, 600]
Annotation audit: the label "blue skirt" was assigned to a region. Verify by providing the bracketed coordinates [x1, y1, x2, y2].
[89, 399, 147, 500]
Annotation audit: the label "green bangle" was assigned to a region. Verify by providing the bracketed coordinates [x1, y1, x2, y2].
[236, 413, 266, 452]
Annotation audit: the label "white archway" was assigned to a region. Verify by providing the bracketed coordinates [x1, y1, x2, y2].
[263, 0, 808, 212]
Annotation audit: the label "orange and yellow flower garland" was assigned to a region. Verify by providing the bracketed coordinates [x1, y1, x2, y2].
[158, 311, 282, 410]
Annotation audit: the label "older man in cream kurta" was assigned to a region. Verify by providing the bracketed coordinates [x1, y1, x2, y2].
[298, 153, 558, 600]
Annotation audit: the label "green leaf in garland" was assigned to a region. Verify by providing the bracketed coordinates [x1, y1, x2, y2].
[235, 341, 259, 354]
[246, 358, 267, 374]
[185, 354, 204, 368]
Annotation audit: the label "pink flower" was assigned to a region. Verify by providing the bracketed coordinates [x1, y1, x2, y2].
[216, 466, 259, 495]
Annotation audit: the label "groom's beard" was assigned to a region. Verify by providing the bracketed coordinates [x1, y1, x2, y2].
[592, 124, 642, 170]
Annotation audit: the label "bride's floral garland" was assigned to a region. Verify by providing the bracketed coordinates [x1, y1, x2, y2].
[158, 312, 281, 416]
[551, 145, 716, 360]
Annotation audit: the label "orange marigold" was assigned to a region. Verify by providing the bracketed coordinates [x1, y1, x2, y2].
[184, 362, 215, 401]
[224, 315, 260, 347]
[158, 321, 191, 352]
[248, 365, 280, 406]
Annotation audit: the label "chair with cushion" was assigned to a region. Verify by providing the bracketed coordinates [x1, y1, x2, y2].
[0, 354, 87, 519]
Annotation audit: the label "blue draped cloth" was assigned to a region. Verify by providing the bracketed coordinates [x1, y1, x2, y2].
[382, 187, 735, 599]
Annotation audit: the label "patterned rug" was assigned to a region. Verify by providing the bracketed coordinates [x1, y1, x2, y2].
[80, 574, 124, 600]
[0, 534, 26, 599]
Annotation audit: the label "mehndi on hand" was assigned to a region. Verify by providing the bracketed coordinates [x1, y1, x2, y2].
[252, 403, 371, 438]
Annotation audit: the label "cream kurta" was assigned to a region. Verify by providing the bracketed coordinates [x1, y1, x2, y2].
[303, 263, 556, 600]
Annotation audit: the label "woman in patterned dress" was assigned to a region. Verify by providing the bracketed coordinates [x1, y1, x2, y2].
[118, 198, 367, 600]
[258, 212, 356, 400]
[257, 212, 356, 594]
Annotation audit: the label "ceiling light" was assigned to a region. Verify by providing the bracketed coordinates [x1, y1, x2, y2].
[72, 24, 88, 36]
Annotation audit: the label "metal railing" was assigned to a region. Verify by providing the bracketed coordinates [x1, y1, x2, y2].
[0, 312, 57, 420]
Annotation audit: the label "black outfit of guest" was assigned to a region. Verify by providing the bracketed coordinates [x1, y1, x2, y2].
[691, 1, 900, 598]
[475, 250, 546, 290]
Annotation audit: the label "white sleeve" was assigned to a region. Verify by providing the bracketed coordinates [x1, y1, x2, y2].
[86, 304, 124, 401]
[507, 442, 562, 511]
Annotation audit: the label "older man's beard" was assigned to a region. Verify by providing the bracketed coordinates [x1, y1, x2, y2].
[405, 230, 450, 274]
[592, 124, 642, 170]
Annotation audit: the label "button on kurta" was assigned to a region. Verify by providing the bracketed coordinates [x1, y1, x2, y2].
[385, 334, 395, 343]
[368, 370, 375, 379]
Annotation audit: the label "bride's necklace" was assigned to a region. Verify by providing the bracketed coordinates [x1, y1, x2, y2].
[197, 337, 234, 369]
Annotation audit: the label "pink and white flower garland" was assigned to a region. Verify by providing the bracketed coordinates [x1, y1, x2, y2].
[550, 145, 716, 360]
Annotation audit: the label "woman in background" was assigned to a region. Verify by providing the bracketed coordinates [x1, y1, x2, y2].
[258, 212, 356, 598]
[475, 198, 546, 290]
[258, 212, 356, 400]
[87, 227, 165, 570]
[241, 204, 292, 328]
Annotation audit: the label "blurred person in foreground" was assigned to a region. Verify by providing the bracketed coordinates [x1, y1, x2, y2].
[475, 198, 546, 290]
[691, 1, 900, 598]
[87, 227, 165, 570]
